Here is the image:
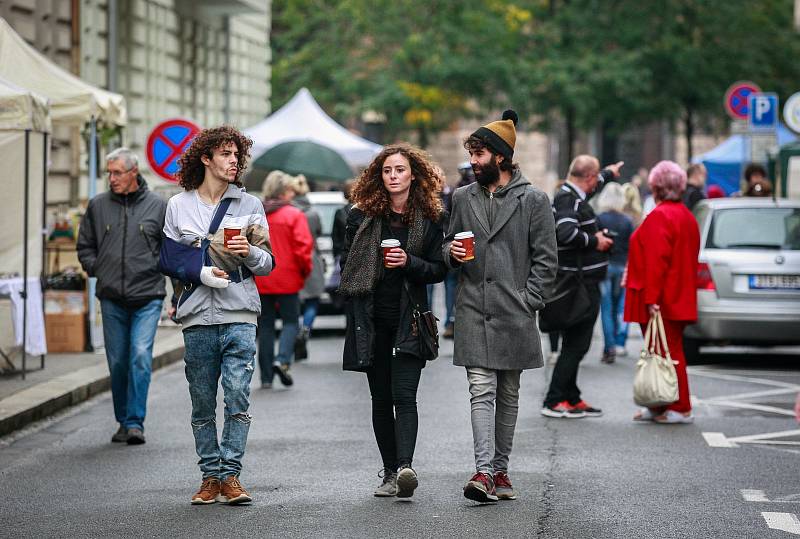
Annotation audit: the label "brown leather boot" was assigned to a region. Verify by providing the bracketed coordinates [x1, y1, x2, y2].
[191, 477, 221, 505]
[219, 475, 253, 504]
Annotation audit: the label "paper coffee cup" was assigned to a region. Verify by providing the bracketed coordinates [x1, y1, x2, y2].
[380, 239, 401, 267]
[454, 231, 475, 261]
[224, 227, 242, 248]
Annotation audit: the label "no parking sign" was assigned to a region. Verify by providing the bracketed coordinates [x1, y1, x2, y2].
[146, 119, 201, 182]
[724, 81, 762, 120]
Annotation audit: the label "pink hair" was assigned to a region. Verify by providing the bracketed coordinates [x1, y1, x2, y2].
[648, 160, 687, 202]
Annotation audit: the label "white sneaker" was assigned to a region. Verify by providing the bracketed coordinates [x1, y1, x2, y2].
[615, 346, 628, 358]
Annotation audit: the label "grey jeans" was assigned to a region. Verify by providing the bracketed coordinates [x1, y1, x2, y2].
[466, 367, 522, 474]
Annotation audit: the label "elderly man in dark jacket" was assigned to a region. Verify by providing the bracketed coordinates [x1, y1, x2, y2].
[445, 111, 557, 503]
[541, 155, 621, 419]
[77, 148, 167, 445]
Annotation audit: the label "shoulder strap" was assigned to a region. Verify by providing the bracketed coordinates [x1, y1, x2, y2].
[208, 198, 233, 236]
[402, 279, 422, 313]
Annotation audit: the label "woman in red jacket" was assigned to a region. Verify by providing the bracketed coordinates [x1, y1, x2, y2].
[624, 161, 700, 424]
[255, 171, 313, 388]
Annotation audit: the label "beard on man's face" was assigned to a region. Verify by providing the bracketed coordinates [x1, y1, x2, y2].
[473, 155, 500, 186]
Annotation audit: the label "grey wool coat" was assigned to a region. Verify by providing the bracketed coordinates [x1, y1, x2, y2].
[443, 168, 558, 370]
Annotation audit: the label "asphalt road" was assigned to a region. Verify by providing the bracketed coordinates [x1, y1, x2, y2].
[1, 318, 798, 538]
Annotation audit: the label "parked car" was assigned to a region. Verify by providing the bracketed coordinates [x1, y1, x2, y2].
[306, 190, 348, 315]
[684, 197, 800, 362]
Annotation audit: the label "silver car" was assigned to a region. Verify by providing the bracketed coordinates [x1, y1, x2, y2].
[307, 191, 348, 315]
[684, 197, 800, 361]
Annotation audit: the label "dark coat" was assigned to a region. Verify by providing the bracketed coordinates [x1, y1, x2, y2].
[77, 175, 167, 305]
[443, 169, 558, 370]
[341, 207, 447, 371]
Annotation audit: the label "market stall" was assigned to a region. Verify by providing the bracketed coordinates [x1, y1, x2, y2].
[0, 77, 50, 377]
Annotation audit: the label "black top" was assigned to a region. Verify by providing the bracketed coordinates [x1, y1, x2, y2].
[682, 184, 705, 211]
[553, 182, 609, 281]
[373, 212, 409, 321]
[597, 211, 634, 266]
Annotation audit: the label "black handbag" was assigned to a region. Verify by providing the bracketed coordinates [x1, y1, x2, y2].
[539, 255, 592, 332]
[403, 280, 439, 360]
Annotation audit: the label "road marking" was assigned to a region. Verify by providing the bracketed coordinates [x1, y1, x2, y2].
[702, 432, 738, 448]
[762, 512, 800, 535]
[693, 398, 797, 417]
[742, 489, 770, 502]
[703, 387, 799, 402]
[688, 369, 800, 390]
[729, 429, 800, 445]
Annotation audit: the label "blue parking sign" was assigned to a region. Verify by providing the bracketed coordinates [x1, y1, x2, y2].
[748, 93, 779, 130]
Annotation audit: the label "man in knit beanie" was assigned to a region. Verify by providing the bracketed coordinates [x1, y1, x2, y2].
[444, 110, 558, 503]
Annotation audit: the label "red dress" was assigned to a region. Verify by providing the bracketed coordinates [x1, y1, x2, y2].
[624, 200, 700, 413]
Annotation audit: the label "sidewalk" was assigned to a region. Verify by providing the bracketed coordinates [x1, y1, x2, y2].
[0, 324, 184, 437]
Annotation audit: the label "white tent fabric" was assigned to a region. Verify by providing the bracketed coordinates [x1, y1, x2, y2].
[0, 77, 50, 132]
[245, 87, 381, 168]
[0, 18, 125, 127]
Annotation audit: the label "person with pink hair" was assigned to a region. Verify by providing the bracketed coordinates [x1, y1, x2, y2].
[624, 161, 700, 424]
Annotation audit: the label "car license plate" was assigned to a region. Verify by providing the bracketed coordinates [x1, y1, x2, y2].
[749, 274, 800, 289]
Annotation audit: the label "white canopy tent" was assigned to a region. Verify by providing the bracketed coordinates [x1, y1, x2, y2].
[0, 18, 125, 127]
[0, 77, 50, 374]
[245, 87, 381, 169]
[0, 17, 128, 352]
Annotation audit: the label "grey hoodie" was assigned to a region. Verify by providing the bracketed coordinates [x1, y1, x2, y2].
[163, 184, 273, 328]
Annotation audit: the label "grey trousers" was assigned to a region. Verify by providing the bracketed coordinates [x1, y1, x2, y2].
[466, 367, 522, 474]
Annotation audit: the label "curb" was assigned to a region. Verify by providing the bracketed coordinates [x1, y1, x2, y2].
[0, 344, 185, 438]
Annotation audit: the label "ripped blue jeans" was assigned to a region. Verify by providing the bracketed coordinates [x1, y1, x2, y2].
[183, 323, 256, 480]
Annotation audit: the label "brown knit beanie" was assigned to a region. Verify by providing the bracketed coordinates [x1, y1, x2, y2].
[470, 109, 518, 161]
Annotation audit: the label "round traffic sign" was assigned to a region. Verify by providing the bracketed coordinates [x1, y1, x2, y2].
[783, 92, 800, 134]
[724, 81, 762, 120]
[146, 119, 201, 182]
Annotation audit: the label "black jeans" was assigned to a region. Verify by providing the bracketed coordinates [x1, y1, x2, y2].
[544, 282, 601, 407]
[366, 318, 425, 471]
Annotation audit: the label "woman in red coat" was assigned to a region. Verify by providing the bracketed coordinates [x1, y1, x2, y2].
[255, 170, 313, 388]
[624, 161, 700, 424]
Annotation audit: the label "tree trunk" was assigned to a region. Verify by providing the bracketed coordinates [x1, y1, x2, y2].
[684, 107, 694, 163]
[417, 125, 429, 149]
[566, 106, 575, 165]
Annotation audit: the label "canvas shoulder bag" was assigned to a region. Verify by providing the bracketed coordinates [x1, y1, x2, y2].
[633, 311, 679, 408]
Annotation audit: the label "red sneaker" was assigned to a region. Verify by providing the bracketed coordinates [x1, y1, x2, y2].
[493, 471, 517, 500]
[540, 401, 586, 418]
[572, 400, 603, 417]
[463, 472, 498, 503]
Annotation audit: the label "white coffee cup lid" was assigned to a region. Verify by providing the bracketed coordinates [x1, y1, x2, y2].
[380, 239, 401, 247]
[454, 231, 474, 239]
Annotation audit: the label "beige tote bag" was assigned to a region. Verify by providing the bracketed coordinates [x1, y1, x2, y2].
[633, 311, 679, 407]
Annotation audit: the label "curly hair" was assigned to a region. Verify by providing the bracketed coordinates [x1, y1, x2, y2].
[351, 143, 443, 224]
[175, 126, 253, 190]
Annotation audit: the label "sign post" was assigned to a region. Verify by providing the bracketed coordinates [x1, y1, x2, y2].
[146, 119, 201, 182]
[724, 81, 762, 120]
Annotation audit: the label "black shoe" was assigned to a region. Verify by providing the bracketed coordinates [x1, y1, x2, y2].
[126, 428, 146, 445]
[275, 364, 294, 387]
[111, 426, 128, 443]
[294, 328, 309, 361]
[600, 351, 615, 364]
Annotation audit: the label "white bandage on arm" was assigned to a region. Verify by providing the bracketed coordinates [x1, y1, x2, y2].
[200, 266, 229, 288]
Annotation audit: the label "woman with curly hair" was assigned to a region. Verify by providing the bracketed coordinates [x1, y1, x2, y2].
[339, 143, 447, 499]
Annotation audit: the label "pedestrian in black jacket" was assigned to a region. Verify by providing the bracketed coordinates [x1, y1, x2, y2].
[339, 143, 447, 499]
[541, 155, 622, 419]
[77, 148, 167, 445]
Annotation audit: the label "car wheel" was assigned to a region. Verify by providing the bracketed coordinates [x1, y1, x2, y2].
[683, 337, 702, 364]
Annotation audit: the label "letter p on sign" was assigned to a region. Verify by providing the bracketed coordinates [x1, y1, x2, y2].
[748, 93, 778, 130]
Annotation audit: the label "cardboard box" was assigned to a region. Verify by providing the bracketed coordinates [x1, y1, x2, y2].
[44, 290, 86, 314]
[45, 312, 86, 353]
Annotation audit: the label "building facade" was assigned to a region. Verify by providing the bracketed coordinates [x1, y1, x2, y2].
[1, 0, 271, 203]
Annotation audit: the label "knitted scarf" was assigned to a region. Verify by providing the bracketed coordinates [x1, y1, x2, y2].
[339, 211, 426, 297]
